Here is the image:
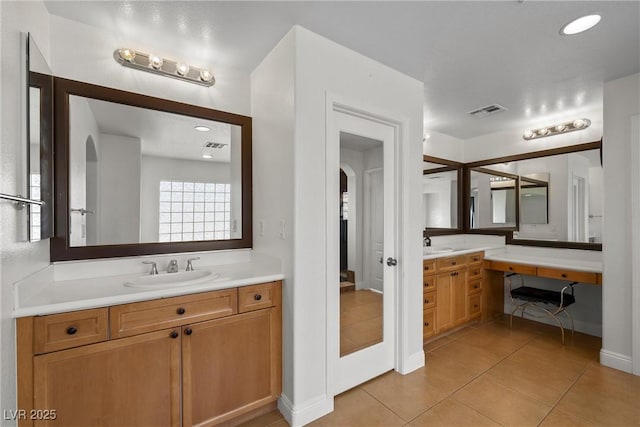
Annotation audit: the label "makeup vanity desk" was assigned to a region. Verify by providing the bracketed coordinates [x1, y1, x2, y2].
[482, 251, 603, 318]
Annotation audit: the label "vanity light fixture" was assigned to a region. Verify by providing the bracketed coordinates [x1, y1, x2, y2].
[560, 14, 602, 35]
[114, 48, 215, 87]
[523, 118, 591, 141]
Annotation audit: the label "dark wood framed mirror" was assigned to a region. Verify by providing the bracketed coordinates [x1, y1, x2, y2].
[463, 140, 602, 251]
[51, 77, 252, 261]
[422, 155, 463, 236]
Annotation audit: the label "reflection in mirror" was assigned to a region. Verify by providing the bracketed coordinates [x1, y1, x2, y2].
[512, 149, 602, 243]
[27, 34, 53, 242]
[470, 169, 517, 229]
[423, 170, 458, 228]
[68, 96, 242, 247]
[520, 174, 549, 225]
[340, 131, 383, 356]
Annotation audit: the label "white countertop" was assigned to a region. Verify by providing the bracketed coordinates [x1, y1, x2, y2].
[13, 256, 284, 318]
[422, 244, 505, 260]
[484, 251, 603, 273]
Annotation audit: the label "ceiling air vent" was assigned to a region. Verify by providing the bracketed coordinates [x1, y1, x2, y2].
[466, 104, 508, 118]
[203, 141, 228, 149]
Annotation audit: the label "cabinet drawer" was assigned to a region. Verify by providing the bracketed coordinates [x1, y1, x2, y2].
[536, 267, 598, 284]
[437, 255, 467, 272]
[423, 275, 436, 292]
[423, 291, 436, 309]
[423, 260, 437, 275]
[111, 289, 237, 338]
[468, 278, 482, 295]
[238, 282, 278, 313]
[469, 294, 481, 318]
[423, 309, 436, 339]
[467, 265, 483, 280]
[34, 308, 108, 354]
[466, 252, 484, 266]
[489, 261, 537, 276]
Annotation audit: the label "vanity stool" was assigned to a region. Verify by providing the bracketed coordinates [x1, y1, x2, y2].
[506, 273, 577, 344]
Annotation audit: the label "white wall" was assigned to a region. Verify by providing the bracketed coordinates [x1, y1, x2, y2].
[97, 134, 141, 245]
[49, 15, 251, 116]
[140, 156, 230, 242]
[0, 2, 51, 423]
[463, 107, 603, 163]
[253, 26, 424, 425]
[340, 147, 364, 287]
[602, 73, 640, 372]
[423, 129, 464, 162]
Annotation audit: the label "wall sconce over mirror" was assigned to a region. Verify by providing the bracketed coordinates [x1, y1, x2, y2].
[523, 118, 591, 141]
[114, 48, 215, 87]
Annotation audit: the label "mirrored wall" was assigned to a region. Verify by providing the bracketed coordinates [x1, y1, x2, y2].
[423, 156, 463, 234]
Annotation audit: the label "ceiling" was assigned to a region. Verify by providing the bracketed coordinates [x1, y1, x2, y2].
[83, 97, 233, 163]
[340, 132, 382, 152]
[46, 1, 640, 140]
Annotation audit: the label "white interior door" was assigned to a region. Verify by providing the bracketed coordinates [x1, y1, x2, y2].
[330, 106, 397, 395]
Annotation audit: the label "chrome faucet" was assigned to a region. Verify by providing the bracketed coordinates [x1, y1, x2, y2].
[167, 259, 179, 273]
[423, 229, 432, 247]
[186, 257, 200, 271]
[142, 261, 158, 275]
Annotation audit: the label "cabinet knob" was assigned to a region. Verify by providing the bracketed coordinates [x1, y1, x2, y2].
[184, 328, 193, 336]
[561, 273, 567, 278]
[66, 326, 77, 335]
[254, 294, 262, 301]
[424, 322, 429, 327]
[452, 261, 457, 265]
[474, 304, 479, 308]
[509, 267, 513, 270]
[176, 307, 186, 315]
[170, 331, 179, 339]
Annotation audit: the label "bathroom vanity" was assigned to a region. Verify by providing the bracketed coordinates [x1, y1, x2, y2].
[14, 262, 283, 427]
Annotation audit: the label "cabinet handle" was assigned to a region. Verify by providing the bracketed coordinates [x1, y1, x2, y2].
[474, 304, 479, 308]
[170, 331, 179, 339]
[509, 267, 514, 270]
[561, 273, 567, 278]
[66, 326, 77, 335]
[424, 322, 429, 327]
[184, 328, 193, 336]
[176, 307, 186, 315]
[254, 294, 262, 301]
[452, 261, 457, 266]
[474, 285, 479, 289]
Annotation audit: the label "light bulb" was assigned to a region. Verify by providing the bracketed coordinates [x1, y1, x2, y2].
[523, 130, 535, 139]
[555, 124, 567, 132]
[149, 54, 163, 69]
[573, 119, 586, 129]
[176, 62, 190, 76]
[561, 14, 602, 36]
[119, 48, 136, 62]
[200, 69, 213, 82]
[537, 128, 550, 136]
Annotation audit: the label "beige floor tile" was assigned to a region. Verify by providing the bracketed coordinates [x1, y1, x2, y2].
[423, 336, 454, 352]
[423, 352, 484, 395]
[236, 410, 285, 427]
[554, 364, 640, 426]
[267, 420, 290, 427]
[308, 388, 405, 427]
[458, 324, 535, 358]
[453, 375, 552, 427]
[538, 408, 598, 427]
[408, 398, 501, 427]
[360, 370, 447, 421]
[429, 340, 504, 375]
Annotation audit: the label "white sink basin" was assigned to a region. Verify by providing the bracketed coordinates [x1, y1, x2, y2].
[424, 247, 455, 255]
[124, 270, 217, 288]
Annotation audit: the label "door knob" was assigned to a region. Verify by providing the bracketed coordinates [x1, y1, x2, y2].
[386, 257, 397, 266]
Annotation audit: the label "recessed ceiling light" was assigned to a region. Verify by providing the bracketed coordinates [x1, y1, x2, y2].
[560, 14, 601, 35]
[194, 126, 210, 132]
[202, 154, 213, 159]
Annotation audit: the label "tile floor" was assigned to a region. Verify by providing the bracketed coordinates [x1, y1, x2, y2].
[240, 316, 640, 427]
[340, 290, 383, 356]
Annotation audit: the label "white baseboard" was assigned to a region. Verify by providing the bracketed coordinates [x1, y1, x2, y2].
[278, 393, 333, 427]
[600, 349, 633, 374]
[397, 350, 425, 375]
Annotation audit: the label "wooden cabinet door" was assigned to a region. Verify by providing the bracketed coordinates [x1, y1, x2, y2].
[436, 273, 453, 332]
[182, 308, 281, 427]
[33, 329, 181, 427]
[452, 270, 468, 325]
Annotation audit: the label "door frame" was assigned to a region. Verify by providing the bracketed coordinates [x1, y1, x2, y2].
[325, 92, 407, 397]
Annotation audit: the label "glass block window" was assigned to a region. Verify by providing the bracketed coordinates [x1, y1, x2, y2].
[30, 173, 41, 241]
[159, 181, 231, 242]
